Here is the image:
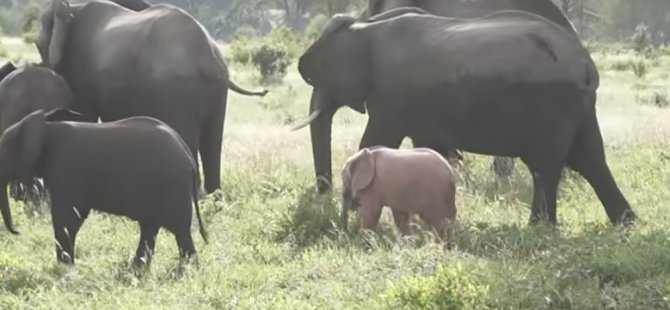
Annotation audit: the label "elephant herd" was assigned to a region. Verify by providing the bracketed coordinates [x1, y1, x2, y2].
[0, 0, 638, 267]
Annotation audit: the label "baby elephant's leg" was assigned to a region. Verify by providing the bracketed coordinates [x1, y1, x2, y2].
[391, 210, 412, 236]
[359, 203, 383, 233]
[133, 222, 160, 268]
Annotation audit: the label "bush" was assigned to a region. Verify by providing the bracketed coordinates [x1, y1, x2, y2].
[632, 59, 648, 78]
[632, 23, 652, 54]
[381, 263, 490, 309]
[275, 191, 340, 247]
[229, 27, 299, 83]
[251, 42, 291, 83]
[636, 91, 669, 108]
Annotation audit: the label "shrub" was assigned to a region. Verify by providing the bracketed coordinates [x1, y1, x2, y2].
[381, 263, 490, 309]
[636, 91, 669, 108]
[632, 23, 652, 54]
[632, 59, 648, 78]
[22, 31, 38, 44]
[275, 191, 340, 247]
[251, 42, 291, 83]
[229, 28, 298, 83]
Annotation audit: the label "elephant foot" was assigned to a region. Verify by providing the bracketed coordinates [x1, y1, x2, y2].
[615, 209, 637, 227]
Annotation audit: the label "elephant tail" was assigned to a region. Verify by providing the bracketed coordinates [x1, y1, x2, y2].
[228, 79, 269, 97]
[192, 174, 209, 244]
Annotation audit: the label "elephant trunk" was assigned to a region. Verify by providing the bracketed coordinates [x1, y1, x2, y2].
[308, 91, 335, 193]
[0, 181, 19, 235]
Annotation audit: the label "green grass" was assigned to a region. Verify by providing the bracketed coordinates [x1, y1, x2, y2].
[0, 37, 669, 309]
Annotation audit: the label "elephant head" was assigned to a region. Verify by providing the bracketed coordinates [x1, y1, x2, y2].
[292, 15, 371, 192]
[340, 148, 376, 227]
[36, 0, 74, 70]
[0, 110, 50, 234]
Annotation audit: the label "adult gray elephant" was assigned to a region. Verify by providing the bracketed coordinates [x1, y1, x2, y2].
[0, 62, 74, 203]
[359, 0, 579, 178]
[0, 109, 207, 267]
[36, 0, 268, 194]
[293, 9, 636, 225]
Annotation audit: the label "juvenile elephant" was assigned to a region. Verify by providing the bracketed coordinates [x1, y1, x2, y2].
[359, 0, 580, 178]
[0, 109, 208, 267]
[342, 146, 457, 237]
[294, 10, 636, 225]
[36, 0, 268, 194]
[0, 62, 74, 203]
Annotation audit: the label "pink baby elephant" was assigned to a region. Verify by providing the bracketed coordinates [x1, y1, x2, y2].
[341, 146, 457, 238]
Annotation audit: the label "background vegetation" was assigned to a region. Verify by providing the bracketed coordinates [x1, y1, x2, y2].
[0, 0, 668, 308]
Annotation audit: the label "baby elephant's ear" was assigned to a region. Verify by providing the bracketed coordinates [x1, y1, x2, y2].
[351, 148, 376, 195]
[44, 108, 84, 122]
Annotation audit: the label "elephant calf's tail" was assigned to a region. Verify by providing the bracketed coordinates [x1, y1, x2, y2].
[192, 176, 209, 244]
[228, 79, 269, 97]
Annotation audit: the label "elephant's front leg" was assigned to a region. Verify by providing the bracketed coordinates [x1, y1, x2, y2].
[133, 222, 160, 267]
[358, 117, 405, 151]
[51, 204, 89, 264]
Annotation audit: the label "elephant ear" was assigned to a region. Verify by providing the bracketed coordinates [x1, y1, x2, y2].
[1, 111, 46, 185]
[36, 0, 73, 69]
[19, 111, 47, 183]
[351, 148, 376, 197]
[45, 108, 84, 122]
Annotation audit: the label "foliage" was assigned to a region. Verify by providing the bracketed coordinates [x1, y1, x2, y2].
[632, 23, 652, 54]
[251, 42, 291, 83]
[381, 263, 490, 309]
[229, 27, 305, 83]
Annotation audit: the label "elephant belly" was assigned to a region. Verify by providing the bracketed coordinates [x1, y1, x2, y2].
[405, 79, 583, 158]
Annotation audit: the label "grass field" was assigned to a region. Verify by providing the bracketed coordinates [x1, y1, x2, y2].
[0, 38, 669, 309]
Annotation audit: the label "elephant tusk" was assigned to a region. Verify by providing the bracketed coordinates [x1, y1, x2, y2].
[290, 109, 322, 131]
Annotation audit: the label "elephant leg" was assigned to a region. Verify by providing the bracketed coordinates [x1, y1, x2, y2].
[199, 100, 225, 194]
[51, 204, 90, 264]
[391, 210, 412, 236]
[358, 118, 405, 151]
[525, 164, 561, 225]
[175, 230, 197, 263]
[567, 117, 636, 225]
[133, 222, 160, 268]
[360, 203, 383, 232]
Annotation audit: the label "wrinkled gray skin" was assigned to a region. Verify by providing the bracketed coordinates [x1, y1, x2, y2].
[0, 109, 208, 267]
[0, 62, 74, 204]
[359, 0, 580, 178]
[36, 0, 268, 194]
[296, 10, 636, 225]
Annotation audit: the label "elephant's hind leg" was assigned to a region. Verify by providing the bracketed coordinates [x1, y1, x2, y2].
[523, 161, 562, 225]
[567, 114, 636, 225]
[51, 204, 90, 264]
[133, 222, 160, 267]
[391, 210, 412, 236]
[175, 230, 198, 264]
